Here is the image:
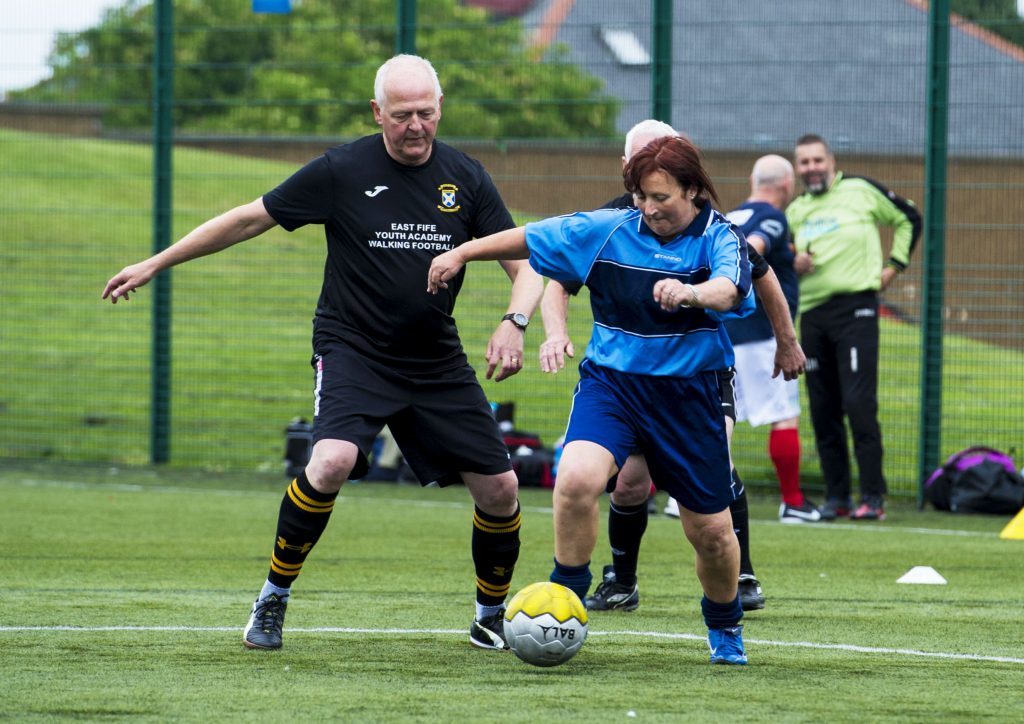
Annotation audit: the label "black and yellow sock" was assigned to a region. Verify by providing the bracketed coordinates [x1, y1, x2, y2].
[267, 471, 338, 588]
[472, 503, 521, 607]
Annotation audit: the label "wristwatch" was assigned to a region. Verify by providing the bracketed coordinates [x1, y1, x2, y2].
[501, 312, 529, 331]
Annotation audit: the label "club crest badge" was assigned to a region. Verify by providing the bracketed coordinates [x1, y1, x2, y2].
[437, 183, 460, 213]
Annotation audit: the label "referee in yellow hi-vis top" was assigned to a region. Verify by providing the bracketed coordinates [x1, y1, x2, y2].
[788, 133, 922, 522]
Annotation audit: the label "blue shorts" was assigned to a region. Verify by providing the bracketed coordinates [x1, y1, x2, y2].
[565, 360, 733, 514]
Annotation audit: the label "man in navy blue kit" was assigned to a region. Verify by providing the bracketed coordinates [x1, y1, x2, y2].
[724, 155, 820, 524]
[103, 54, 543, 653]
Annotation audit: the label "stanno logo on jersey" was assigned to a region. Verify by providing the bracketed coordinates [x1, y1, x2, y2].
[364, 185, 389, 197]
[437, 183, 461, 213]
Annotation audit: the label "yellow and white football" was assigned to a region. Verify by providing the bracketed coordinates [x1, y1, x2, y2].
[503, 581, 589, 667]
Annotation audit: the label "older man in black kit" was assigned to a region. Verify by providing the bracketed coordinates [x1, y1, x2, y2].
[103, 54, 544, 652]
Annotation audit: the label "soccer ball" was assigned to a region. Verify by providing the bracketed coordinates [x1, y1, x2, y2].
[503, 581, 589, 667]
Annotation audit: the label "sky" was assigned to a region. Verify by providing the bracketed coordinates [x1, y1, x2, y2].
[0, 0, 120, 97]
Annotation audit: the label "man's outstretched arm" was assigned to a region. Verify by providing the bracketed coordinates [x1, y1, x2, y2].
[103, 199, 277, 303]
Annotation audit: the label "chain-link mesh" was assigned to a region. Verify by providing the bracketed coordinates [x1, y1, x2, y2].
[1, 1, 1021, 498]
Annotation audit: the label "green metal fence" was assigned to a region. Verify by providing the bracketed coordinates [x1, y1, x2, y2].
[1, 0, 1022, 500]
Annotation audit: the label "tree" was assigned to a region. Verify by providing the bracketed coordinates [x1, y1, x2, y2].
[11, 0, 619, 139]
[951, 0, 1024, 48]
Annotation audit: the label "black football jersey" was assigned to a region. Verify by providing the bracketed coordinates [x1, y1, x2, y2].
[263, 135, 515, 372]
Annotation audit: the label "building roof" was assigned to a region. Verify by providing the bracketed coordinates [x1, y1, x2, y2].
[529, 0, 1024, 157]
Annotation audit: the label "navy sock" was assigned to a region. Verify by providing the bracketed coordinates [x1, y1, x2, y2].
[701, 594, 743, 630]
[550, 558, 593, 601]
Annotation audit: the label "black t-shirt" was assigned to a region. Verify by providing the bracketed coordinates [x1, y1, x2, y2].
[263, 135, 515, 372]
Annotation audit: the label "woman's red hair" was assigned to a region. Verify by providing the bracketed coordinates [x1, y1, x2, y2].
[623, 135, 720, 208]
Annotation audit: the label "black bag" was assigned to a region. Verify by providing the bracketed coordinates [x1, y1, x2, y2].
[510, 447, 554, 488]
[502, 425, 553, 487]
[283, 417, 313, 477]
[924, 446, 1024, 515]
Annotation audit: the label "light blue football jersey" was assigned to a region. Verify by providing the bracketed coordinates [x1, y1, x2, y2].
[526, 204, 753, 377]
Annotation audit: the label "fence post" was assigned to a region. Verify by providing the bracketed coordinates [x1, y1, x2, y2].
[151, 0, 174, 464]
[651, 0, 672, 123]
[918, 0, 950, 506]
[396, 0, 417, 55]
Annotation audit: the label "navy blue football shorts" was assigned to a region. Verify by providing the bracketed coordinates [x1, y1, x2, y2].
[566, 360, 734, 514]
[310, 340, 512, 486]
[604, 365, 737, 495]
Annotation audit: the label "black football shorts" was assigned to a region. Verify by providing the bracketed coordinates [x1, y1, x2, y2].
[310, 340, 512, 486]
[717, 366, 737, 423]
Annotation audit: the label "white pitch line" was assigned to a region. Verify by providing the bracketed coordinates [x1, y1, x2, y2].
[613, 631, 1024, 665]
[794, 521, 997, 538]
[1, 626, 1021, 665]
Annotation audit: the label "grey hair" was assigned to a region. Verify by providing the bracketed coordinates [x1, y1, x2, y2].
[751, 154, 794, 188]
[373, 54, 443, 107]
[624, 119, 678, 159]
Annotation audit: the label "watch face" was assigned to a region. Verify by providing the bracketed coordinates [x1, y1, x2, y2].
[505, 313, 529, 328]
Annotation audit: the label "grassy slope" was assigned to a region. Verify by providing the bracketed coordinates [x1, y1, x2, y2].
[1, 461, 1022, 721]
[1, 129, 1022, 497]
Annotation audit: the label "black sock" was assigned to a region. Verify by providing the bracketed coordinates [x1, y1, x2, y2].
[267, 471, 338, 588]
[730, 470, 755, 577]
[472, 504, 521, 606]
[608, 500, 648, 587]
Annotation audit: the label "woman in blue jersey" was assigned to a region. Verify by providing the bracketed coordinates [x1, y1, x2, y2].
[427, 136, 754, 665]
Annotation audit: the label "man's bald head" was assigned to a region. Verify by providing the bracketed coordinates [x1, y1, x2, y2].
[749, 154, 796, 208]
[752, 155, 794, 188]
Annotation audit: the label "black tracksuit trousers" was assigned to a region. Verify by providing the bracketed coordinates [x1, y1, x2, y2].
[799, 291, 887, 502]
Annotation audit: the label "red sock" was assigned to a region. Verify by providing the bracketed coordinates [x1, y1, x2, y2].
[769, 427, 803, 506]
